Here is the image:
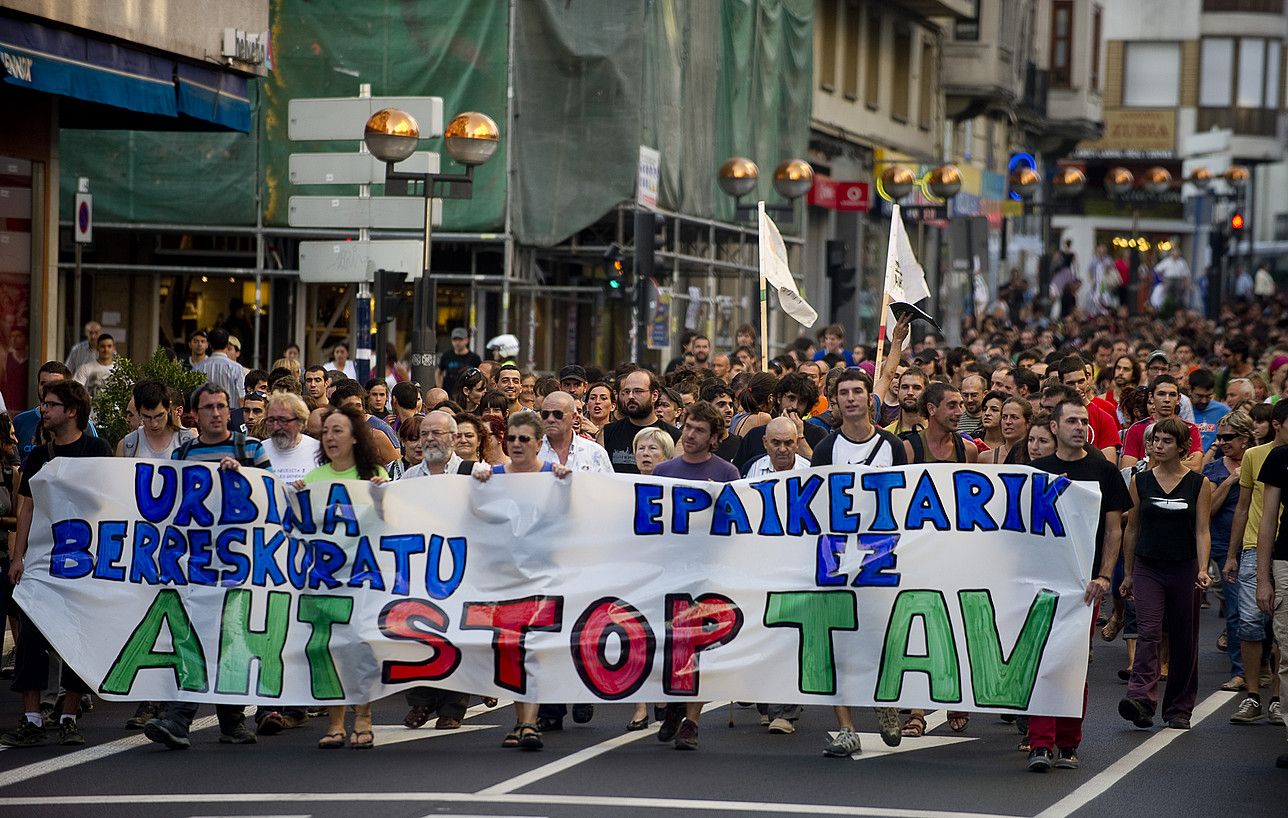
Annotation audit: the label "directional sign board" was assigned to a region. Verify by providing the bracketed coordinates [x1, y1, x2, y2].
[288, 97, 444, 141]
[289, 151, 440, 186]
[288, 196, 441, 230]
[299, 240, 425, 283]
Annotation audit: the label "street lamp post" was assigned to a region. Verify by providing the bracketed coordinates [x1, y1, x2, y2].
[364, 108, 499, 388]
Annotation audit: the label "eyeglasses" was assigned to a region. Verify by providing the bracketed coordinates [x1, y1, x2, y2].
[40, 400, 65, 410]
[1216, 433, 1243, 442]
[539, 409, 565, 420]
[505, 434, 534, 443]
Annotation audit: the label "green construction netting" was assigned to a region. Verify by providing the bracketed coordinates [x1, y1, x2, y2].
[59, 0, 812, 243]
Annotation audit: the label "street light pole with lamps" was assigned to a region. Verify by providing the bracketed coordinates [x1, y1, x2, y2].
[363, 108, 500, 387]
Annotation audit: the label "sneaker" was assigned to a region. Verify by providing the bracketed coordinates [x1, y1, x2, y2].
[256, 711, 286, 736]
[823, 727, 862, 757]
[571, 704, 594, 724]
[1027, 747, 1053, 772]
[1118, 698, 1154, 729]
[767, 717, 795, 734]
[1230, 696, 1264, 724]
[143, 718, 190, 750]
[1166, 718, 1191, 730]
[218, 724, 257, 744]
[673, 718, 699, 750]
[1269, 700, 1284, 726]
[875, 707, 901, 747]
[0, 719, 47, 747]
[125, 702, 157, 730]
[57, 719, 85, 746]
[1054, 747, 1080, 769]
[656, 704, 682, 743]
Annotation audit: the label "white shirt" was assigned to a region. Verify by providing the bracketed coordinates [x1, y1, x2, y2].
[826, 429, 902, 468]
[1255, 268, 1276, 297]
[263, 435, 322, 483]
[745, 453, 810, 478]
[74, 359, 114, 397]
[1156, 256, 1191, 281]
[400, 452, 464, 479]
[539, 435, 613, 473]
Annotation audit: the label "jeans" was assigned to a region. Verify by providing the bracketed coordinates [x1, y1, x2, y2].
[157, 701, 246, 736]
[1236, 549, 1272, 643]
[1211, 543, 1243, 677]
[1129, 557, 1200, 721]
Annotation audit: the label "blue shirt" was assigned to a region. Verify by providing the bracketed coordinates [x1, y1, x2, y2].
[813, 348, 856, 367]
[1202, 458, 1238, 552]
[1191, 399, 1230, 454]
[14, 408, 98, 462]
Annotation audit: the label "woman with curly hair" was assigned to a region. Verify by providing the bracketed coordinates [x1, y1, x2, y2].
[454, 412, 503, 465]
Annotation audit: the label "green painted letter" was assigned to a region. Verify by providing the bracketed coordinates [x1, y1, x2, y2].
[215, 589, 291, 697]
[960, 589, 1058, 709]
[296, 595, 353, 700]
[101, 589, 207, 695]
[875, 590, 961, 703]
[764, 591, 858, 695]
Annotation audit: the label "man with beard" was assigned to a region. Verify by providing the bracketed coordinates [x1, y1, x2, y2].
[957, 373, 987, 438]
[558, 365, 589, 401]
[884, 369, 927, 435]
[599, 369, 679, 473]
[1103, 354, 1140, 426]
[261, 391, 320, 483]
[398, 411, 480, 730]
[690, 335, 711, 369]
[734, 373, 824, 472]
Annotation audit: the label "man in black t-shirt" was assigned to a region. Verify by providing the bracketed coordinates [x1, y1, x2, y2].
[1252, 442, 1288, 770]
[1, 380, 111, 749]
[1028, 398, 1133, 773]
[437, 328, 482, 393]
[599, 369, 679, 473]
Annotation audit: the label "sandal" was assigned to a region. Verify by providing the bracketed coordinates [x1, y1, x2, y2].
[503, 723, 522, 748]
[901, 713, 926, 737]
[517, 722, 543, 750]
[483, 697, 499, 708]
[626, 717, 649, 731]
[349, 730, 374, 750]
[1100, 613, 1124, 642]
[1220, 676, 1247, 692]
[948, 711, 970, 733]
[317, 731, 345, 749]
[403, 705, 433, 729]
[1216, 633, 1228, 652]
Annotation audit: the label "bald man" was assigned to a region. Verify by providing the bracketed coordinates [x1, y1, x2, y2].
[744, 416, 809, 477]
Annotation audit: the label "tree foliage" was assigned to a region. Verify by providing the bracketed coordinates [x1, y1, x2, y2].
[91, 348, 207, 446]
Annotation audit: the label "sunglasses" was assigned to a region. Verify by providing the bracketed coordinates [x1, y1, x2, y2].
[1216, 433, 1243, 442]
[539, 409, 565, 420]
[505, 434, 534, 443]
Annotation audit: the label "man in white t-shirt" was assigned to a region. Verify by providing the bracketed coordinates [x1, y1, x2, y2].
[261, 392, 320, 483]
[745, 417, 809, 478]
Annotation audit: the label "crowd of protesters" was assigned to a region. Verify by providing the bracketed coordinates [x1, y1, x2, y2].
[1, 285, 1286, 773]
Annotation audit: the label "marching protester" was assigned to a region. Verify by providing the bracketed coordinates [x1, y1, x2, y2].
[1204, 410, 1254, 692]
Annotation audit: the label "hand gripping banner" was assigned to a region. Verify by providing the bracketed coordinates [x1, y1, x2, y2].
[16, 458, 1102, 716]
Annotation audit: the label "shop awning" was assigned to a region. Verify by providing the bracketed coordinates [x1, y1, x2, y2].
[0, 15, 251, 133]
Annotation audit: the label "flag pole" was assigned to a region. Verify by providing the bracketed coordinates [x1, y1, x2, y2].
[874, 205, 903, 384]
[757, 202, 769, 369]
[874, 290, 893, 380]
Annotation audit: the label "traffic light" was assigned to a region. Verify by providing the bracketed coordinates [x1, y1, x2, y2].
[374, 269, 407, 327]
[1230, 211, 1245, 232]
[604, 243, 625, 298]
[826, 239, 856, 317]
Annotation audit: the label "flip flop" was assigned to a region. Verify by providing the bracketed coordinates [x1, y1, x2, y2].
[349, 729, 374, 750]
[317, 731, 345, 749]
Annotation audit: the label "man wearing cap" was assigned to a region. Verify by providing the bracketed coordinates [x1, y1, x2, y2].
[559, 365, 590, 402]
[438, 328, 481, 393]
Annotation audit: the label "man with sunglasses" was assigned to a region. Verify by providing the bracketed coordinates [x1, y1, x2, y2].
[538, 391, 612, 474]
[2, 379, 111, 748]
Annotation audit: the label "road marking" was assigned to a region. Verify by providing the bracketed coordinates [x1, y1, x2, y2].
[189, 815, 313, 818]
[475, 701, 726, 796]
[0, 715, 219, 790]
[0, 791, 1025, 817]
[372, 723, 497, 746]
[1031, 690, 1238, 818]
[827, 731, 976, 760]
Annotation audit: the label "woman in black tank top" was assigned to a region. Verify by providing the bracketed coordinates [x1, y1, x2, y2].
[1118, 418, 1212, 728]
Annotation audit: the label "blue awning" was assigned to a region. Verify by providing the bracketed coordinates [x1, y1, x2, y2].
[0, 15, 251, 132]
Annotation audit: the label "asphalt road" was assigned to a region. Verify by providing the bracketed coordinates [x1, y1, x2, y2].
[0, 602, 1282, 818]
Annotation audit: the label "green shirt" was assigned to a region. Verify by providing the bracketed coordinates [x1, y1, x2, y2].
[302, 462, 389, 483]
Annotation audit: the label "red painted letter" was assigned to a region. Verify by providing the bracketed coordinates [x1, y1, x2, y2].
[462, 596, 563, 694]
[570, 597, 655, 700]
[663, 593, 743, 696]
[378, 598, 461, 684]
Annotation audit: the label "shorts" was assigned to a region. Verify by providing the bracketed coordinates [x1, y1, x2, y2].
[1236, 549, 1272, 643]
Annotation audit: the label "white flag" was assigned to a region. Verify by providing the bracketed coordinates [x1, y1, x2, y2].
[758, 201, 817, 328]
[882, 204, 931, 346]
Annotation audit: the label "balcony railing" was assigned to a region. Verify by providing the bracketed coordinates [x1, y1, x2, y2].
[1202, 0, 1284, 13]
[1196, 106, 1280, 137]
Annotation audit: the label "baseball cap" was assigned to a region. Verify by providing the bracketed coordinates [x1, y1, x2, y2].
[1146, 349, 1168, 365]
[558, 365, 588, 383]
[913, 349, 939, 364]
[450, 328, 468, 340]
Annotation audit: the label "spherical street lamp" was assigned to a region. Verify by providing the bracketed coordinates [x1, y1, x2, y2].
[718, 157, 760, 198]
[772, 159, 814, 200]
[363, 108, 420, 163]
[1189, 167, 1213, 189]
[1104, 166, 1134, 196]
[1142, 166, 1172, 195]
[1009, 166, 1040, 199]
[1224, 165, 1250, 190]
[1052, 167, 1086, 198]
[926, 164, 962, 200]
[444, 112, 500, 167]
[879, 165, 916, 200]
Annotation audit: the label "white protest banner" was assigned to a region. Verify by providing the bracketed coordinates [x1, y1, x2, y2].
[17, 458, 1100, 716]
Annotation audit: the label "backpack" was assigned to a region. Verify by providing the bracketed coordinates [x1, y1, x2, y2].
[900, 429, 965, 464]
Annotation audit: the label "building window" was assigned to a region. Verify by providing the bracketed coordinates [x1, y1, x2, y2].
[1091, 6, 1103, 91]
[819, 0, 837, 91]
[864, 9, 881, 108]
[919, 40, 935, 131]
[1267, 39, 1282, 109]
[842, 1, 861, 100]
[1201, 38, 1235, 106]
[891, 24, 912, 122]
[955, 0, 980, 42]
[1275, 213, 1288, 242]
[1123, 42, 1181, 107]
[1239, 38, 1266, 108]
[1051, 1, 1073, 87]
